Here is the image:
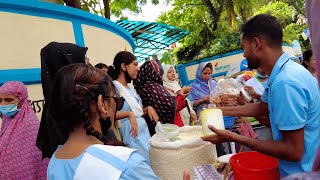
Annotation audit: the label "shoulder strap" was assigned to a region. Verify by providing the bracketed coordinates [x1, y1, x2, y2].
[113, 81, 143, 117]
[86, 146, 131, 171]
[73, 145, 134, 180]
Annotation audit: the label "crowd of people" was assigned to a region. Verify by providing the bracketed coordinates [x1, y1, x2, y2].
[0, 13, 319, 180]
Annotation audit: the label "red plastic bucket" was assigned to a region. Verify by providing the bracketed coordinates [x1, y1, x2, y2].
[230, 151, 280, 180]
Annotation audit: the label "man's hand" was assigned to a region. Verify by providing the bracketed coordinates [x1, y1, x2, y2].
[202, 125, 305, 162]
[244, 86, 261, 99]
[201, 125, 238, 144]
[255, 116, 271, 127]
[237, 91, 249, 105]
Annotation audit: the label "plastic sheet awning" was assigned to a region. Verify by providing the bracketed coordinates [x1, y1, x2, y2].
[116, 20, 190, 61]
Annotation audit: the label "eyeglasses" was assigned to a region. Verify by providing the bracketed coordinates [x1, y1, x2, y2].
[104, 96, 124, 111]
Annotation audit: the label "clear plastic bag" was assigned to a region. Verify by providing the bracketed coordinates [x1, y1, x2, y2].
[155, 122, 179, 142]
[225, 64, 240, 77]
[244, 76, 265, 95]
[214, 79, 243, 95]
[210, 78, 251, 106]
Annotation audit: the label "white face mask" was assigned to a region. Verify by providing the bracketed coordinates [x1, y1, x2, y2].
[0, 102, 20, 117]
[256, 72, 268, 79]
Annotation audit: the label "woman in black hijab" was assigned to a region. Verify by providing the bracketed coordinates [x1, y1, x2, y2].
[36, 42, 88, 158]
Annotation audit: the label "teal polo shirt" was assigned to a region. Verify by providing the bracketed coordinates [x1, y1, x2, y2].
[261, 52, 320, 178]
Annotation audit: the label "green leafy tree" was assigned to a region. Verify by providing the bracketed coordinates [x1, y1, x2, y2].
[158, 0, 229, 61]
[160, 52, 174, 64]
[254, 1, 294, 28]
[159, 0, 305, 64]
[197, 22, 241, 59]
[283, 23, 308, 43]
[283, 23, 310, 50]
[158, 0, 259, 62]
[221, 0, 256, 30]
[255, 2, 308, 50]
[259, 0, 305, 16]
[82, 0, 101, 15]
[180, 21, 241, 64]
[43, 0, 160, 19]
[110, 0, 159, 18]
[280, 0, 305, 16]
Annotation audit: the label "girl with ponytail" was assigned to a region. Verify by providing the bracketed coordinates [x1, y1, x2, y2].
[47, 64, 159, 180]
[108, 51, 158, 162]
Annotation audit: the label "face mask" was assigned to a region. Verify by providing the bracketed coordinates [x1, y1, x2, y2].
[256, 72, 268, 79]
[0, 102, 19, 117]
[124, 68, 132, 83]
[99, 102, 112, 139]
[99, 117, 111, 138]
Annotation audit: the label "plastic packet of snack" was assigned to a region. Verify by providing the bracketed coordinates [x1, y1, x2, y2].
[210, 78, 251, 106]
[193, 164, 223, 180]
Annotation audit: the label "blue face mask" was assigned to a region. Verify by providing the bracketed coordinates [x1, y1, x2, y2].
[0, 102, 20, 117]
[256, 72, 268, 79]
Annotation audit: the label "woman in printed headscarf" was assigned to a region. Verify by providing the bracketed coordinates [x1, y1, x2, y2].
[162, 64, 197, 125]
[36, 42, 88, 158]
[134, 60, 187, 135]
[188, 62, 217, 115]
[0, 81, 49, 179]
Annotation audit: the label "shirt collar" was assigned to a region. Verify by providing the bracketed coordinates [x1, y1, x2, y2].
[266, 52, 290, 88]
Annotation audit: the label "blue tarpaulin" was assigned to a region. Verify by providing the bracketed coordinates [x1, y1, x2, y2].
[116, 20, 190, 61]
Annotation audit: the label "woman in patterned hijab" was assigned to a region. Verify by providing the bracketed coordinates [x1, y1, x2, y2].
[134, 60, 187, 135]
[0, 81, 49, 179]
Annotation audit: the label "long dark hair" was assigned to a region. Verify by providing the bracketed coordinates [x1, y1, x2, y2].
[302, 49, 313, 69]
[107, 51, 136, 80]
[49, 64, 116, 142]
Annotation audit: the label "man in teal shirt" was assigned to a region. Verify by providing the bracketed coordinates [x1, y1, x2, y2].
[203, 14, 320, 178]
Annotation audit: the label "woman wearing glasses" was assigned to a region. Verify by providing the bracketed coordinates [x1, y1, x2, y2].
[47, 64, 159, 180]
[108, 51, 158, 162]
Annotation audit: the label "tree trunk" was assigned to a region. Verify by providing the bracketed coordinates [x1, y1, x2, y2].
[226, 0, 236, 29]
[240, 7, 249, 22]
[202, 0, 223, 30]
[103, 0, 111, 19]
[287, 0, 305, 16]
[202, 0, 218, 19]
[64, 0, 81, 9]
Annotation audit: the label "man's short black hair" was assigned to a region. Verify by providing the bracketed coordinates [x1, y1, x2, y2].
[241, 14, 283, 47]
